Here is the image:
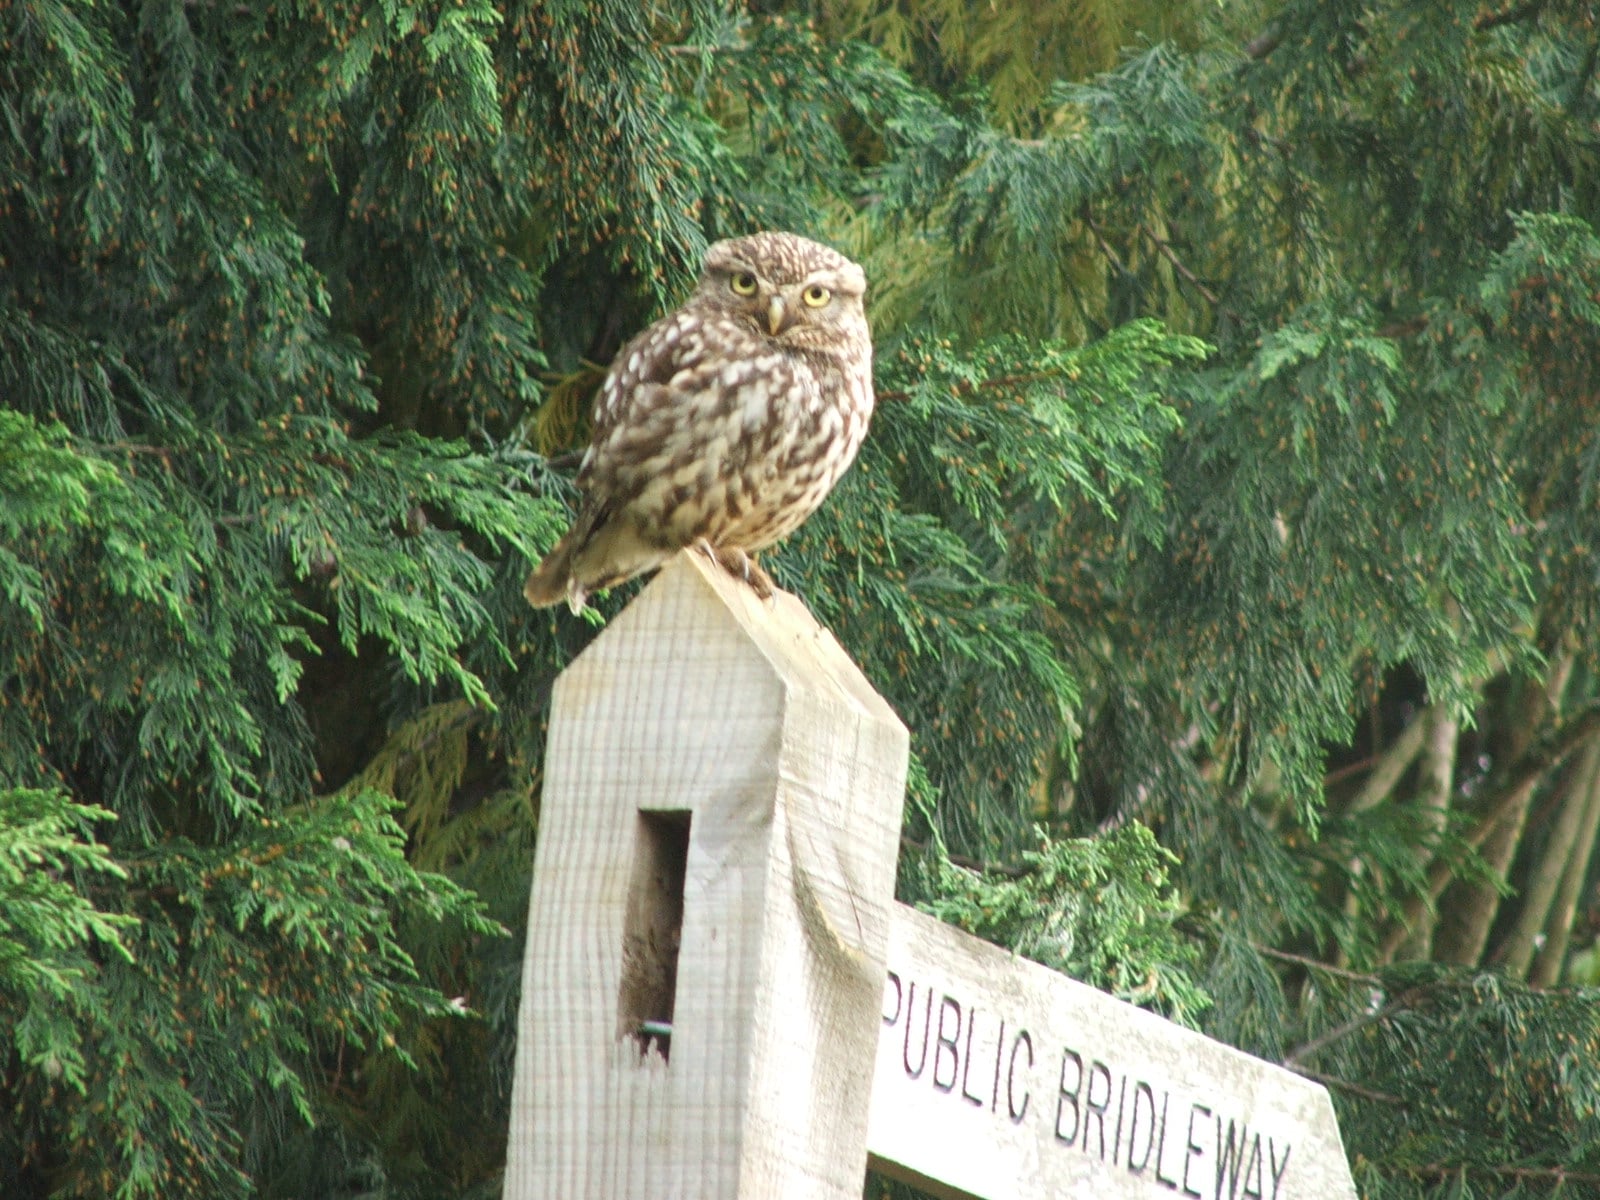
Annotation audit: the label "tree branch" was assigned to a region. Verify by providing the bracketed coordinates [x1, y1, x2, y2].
[1458, 705, 1600, 855]
[1285, 988, 1424, 1068]
[1255, 943, 1380, 985]
[1081, 208, 1225, 312]
[1079, 208, 1129, 277]
[1474, 0, 1547, 32]
[662, 42, 746, 56]
[1566, 34, 1599, 113]
[1492, 735, 1600, 977]
[874, 369, 1076, 406]
[1137, 223, 1222, 308]
[899, 835, 1034, 879]
[1342, 706, 1431, 814]
[1287, 1066, 1404, 1106]
[1243, 27, 1282, 60]
[1408, 1162, 1600, 1187]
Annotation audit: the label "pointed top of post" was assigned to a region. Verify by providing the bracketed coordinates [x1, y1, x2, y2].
[567, 549, 903, 733]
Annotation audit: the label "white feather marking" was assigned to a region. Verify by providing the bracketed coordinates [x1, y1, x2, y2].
[741, 381, 771, 433]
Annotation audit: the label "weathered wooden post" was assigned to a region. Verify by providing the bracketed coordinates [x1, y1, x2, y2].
[503, 550, 909, 1200]
[505, 549, 1362, 1200]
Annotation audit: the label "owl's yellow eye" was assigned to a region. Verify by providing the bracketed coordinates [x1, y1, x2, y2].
[802, 284, 831, 308]
[729, 271, 758, 296]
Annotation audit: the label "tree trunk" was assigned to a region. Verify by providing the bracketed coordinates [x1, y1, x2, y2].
[1341, 707, 1430, 968]
[1530, 737, 1600, 986]
[1497, 736, 1600, 978]
[1398, 708, 1458, 959]
[1433, 654, 1572, 965]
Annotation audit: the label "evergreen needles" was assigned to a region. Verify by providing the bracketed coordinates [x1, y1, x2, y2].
[5, 1, 1600, 1197]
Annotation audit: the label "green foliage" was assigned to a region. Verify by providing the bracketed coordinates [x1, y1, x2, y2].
[777, 319, 1203, 850]
[2, 1, 538, 1193]
[915, 822, 1209, 1025]
[0, 790, 133, 1013]
[6, 0, 1600, 1196]
[0, 789, 496, 1200]
[1151, 300, 1532, 812]
[0, 412, 123, 630]
[1313, 965, 1600, 1199]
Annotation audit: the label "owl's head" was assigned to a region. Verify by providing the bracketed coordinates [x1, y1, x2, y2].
[697, 232, 869, 356]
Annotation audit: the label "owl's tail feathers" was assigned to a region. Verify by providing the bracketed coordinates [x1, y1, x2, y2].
[523, 532, 589, 615]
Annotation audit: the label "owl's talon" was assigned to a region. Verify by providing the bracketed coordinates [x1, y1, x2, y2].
[745, 561, 776, 601]
[698, 543, 775, 600]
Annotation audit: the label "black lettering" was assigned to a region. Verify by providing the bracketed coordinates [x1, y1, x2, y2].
[1154, 1092, 1181, 1189]
[1269, 1139, 1291, 1199]
[1182, 1103, 1210, 1197]
[882, 970, 902, 1025]
[902, 980, 931, 1078]
[1112, 1075, 1128, 1165]
[1215, 1115, 1249, 1199]
[990, 1019, 1006, 1112]
[932, 995, 961, 1092]
[1127, 1081, 1156, 1172]
[1054, 1048, 1084, 1144]
[960, 1007, 985, 1106]
[1084, 1061, 1113, 1159]
[1008, 1030, 1033, 1124]
[1243, 1134, 1265, 1199]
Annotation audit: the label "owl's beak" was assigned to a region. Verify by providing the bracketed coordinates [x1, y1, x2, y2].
[766, 294, 789, 336]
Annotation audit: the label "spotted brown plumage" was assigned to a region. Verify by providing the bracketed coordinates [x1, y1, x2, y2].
[524, 232, 875, 613]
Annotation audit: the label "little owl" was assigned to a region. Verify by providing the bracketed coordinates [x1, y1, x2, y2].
[524, 231, 874, 613]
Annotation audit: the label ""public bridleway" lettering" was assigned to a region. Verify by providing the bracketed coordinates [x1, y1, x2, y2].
[882, 970, 1295, 1199]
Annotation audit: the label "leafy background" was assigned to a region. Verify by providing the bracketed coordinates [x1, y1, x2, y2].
[3, 1, 1600, 1196]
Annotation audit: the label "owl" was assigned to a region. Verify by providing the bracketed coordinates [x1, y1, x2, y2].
[524, 231, 874, 614]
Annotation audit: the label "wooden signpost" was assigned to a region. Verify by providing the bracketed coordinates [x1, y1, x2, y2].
[869, 905, 1356, 1200]
[505, 552, 1360, 1200]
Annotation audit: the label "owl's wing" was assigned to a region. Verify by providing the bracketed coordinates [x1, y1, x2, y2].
[575, 310, 807, 519]
[577, 311, 703, 491]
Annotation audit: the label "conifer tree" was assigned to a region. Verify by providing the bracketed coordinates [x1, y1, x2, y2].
[4, 2, 1600, 1198]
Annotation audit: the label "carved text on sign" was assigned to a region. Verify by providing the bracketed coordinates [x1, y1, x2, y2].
[870, 902, 1369, 1200]
[879, 964, 1306, 1200]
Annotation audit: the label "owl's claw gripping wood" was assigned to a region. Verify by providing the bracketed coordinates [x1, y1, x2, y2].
[523, 231, 874, 612]
[695, 540, 775, 600]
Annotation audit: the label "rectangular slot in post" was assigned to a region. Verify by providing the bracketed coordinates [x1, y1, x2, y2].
[617, 809, 690, 1060]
